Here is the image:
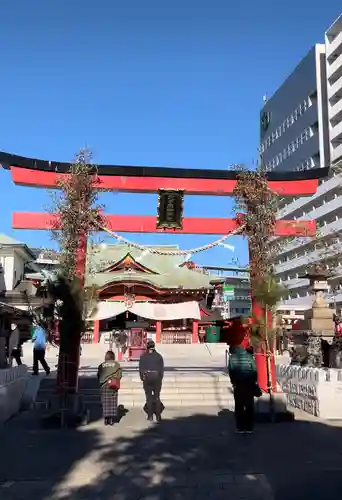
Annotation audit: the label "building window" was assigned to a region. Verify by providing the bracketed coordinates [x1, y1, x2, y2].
[260, 97, 312, 153]
[265, 127, 312, 170]
[296, 157, 314, 171]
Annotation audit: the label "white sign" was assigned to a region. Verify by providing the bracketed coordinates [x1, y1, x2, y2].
[286, 394, 319, 416]
[277, 366, 320, 416]
[280, 381, 317, 398]
[277, 363, 342, 420]
[281, 381, 319, 416]
[313, 280, 329, 290]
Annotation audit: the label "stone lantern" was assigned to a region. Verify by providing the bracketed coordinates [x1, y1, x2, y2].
[291, 267, 335, 367]
[300, 268, 335, 337]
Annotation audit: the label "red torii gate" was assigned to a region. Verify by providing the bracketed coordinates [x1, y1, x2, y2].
[1, 152, 327, 392]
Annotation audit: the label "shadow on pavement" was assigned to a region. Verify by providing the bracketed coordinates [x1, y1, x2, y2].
[1, 399, 342, 499]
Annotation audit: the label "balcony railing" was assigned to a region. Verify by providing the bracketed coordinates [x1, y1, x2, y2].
[328, 74, 342, 100]
[276, 175, 342, 222]
[328, 52, 342, 81]
[327, 30, 342, 57]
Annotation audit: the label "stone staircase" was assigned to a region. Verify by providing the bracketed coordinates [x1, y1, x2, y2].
[75, 342, 229, 361]
[35, 369, 234, 411]
[30, 343, 233, 414]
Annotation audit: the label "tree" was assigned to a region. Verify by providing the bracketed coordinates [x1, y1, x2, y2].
[51, 149, 104, 281]
[232, 166, 277, 280]
[232, 165, 290, 417]
[48, 149, 105, 403]
[249, 273, 287, 417]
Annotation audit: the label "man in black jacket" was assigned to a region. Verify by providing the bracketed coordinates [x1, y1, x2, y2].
[139, 340, 164, 421]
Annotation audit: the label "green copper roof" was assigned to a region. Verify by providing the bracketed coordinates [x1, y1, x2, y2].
[0, 233, 36, 259]
[86, 244, 216, 290]
[86, 270, 213, 290]
[87, 244, 184, 273]
[0, 233, 24, 245]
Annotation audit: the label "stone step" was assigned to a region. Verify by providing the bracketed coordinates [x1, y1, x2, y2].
[38, 390, 232, 401]
[42, 384, 232, 395]
[44, 372, 229, 379]
[35, 378, 233, 408]
[37, 388, 232, 401]
[24, 342, 228, 355]
[34, 369, 233, 409]
[101, 398, 234, 407]
[37, 385, 232, 396]
[36, 395, 234, 408]
[38, 383, 230, 392]
[40, 379, 230, 388]
[36, 398, 234, 408]
[37, 380, 230, 387]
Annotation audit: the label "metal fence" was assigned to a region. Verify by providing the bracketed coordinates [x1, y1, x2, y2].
[81, 331, 94, 344]
[161, 331, 192, 344]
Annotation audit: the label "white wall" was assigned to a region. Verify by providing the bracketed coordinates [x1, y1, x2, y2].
[0, 253, 14, 290]
[13, 251, 25, 285]
[276, 364, 342, 419]
[0, 248, 28, 291]
[0, 365, 29, 424]
[0, 256, 6, 292]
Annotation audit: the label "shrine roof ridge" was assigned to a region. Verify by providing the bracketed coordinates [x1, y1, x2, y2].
[0, 151, 329, 182]
[86, 270, 215, 291]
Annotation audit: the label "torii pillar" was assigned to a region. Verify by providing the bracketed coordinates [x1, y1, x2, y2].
[248, 219, 316, 393]
[55, 232, 87, 395]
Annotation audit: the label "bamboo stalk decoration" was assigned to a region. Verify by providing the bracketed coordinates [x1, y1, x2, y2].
[264, 304, 275, 420]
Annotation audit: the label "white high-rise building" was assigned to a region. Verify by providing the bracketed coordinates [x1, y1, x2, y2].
[326, 15, 342, 164]
[260, 14, 342, 315]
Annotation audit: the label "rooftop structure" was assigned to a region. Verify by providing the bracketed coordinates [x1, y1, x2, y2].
[0, 233, 36, 291]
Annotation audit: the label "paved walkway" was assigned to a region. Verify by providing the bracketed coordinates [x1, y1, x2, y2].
[1, 405, 342, 499]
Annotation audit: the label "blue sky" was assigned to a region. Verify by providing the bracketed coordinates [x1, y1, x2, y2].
[0, 1, 340, 266]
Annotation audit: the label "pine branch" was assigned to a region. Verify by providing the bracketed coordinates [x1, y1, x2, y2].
[48, 148, 106, 280]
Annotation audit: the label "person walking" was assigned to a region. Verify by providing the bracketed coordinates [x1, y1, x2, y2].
[9, 323, 22, 366]
[32, 323, 50, 375]
[97, 350, 122, 426]
[228, 344, 259, 434]
[139, 340, 164, 422]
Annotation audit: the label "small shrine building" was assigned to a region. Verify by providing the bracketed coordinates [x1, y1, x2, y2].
[87, 244, 222, 344]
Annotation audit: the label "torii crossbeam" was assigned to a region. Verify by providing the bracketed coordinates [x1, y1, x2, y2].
[12, 212, 316, 236]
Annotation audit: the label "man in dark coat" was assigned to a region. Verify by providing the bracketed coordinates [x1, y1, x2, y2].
[228, 345, 258, 433]
[139, 340, 164, 422]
